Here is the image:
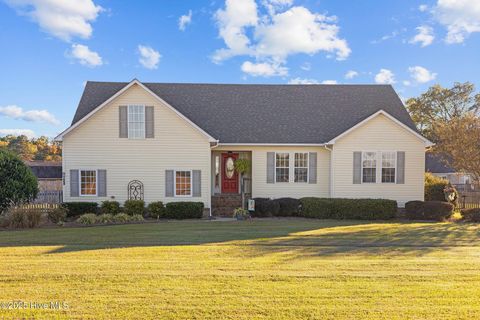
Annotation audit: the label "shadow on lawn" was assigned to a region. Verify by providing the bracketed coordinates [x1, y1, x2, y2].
[0, 219, 479, 256]
[235, 222, 480, 259]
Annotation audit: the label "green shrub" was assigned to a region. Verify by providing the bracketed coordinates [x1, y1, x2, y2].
[423, 201, 454, 221]
[425, 173, 448, 201]
[113, 213, 130, 223]
[0, 149, 39, 213]
[300, 197, 335, 219]
[299, 198, 397, 220]
[273, 198, 301, 216]
[405, 201, 425, 220]
[147, 201, 166, 219]
[76, 213, 97, 225]
[96, 213, 114, 224]
[124, 200, 145, 216]
[461, 208, 480, 222]
[165, 202, 204, 219]
[62, 202, 98, 217]
[5, 208, 43, 228]
[47, 207, 67, 223]
[101, 201, 120, 214]
[251, 198, 279, 217]
[129, 214, 145, 222]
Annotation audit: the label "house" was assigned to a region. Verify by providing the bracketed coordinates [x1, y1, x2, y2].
[55, 79, 432, 214]
[26, 161, 62, 191]
[426, 152, 475, 191]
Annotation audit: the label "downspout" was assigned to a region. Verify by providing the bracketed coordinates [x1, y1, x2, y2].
[323, 145, 334, 198]
[209, 140, 220, 219]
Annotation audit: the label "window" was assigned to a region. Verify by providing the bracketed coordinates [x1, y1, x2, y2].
[175, 170, 192, 196]
[381, 152, 396, 183]
[128, 105, 145, 139]
[80, 170, 97, 196]
[362, 152, 377, 183]
[275, 153, 289, 183]
[294, 153, 308, 183]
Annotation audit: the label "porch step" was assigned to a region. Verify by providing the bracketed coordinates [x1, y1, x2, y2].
[211, 194, 242, 217]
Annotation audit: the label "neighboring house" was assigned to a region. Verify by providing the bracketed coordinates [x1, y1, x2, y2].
[55, 79, 432, 213]
[425, 152, 474, 186]
[27, 161, 62, 191]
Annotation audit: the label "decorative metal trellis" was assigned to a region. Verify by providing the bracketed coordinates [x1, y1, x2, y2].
[128, 180, 144, 200]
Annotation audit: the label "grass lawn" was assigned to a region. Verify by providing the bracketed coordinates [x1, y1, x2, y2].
[1, 219, 480, 319]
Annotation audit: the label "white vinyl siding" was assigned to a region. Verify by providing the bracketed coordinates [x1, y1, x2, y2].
[80, 170, 97, 196]
[213, 145, 330, 199]
[332, 113, 425, 207]
[62, 83, 211, 207]
[128, 105, 145, 139]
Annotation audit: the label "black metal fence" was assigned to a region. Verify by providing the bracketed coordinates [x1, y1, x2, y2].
[33, 190, 63, 204]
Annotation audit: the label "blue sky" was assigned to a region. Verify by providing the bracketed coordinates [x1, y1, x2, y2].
[0, 0, 479, 138]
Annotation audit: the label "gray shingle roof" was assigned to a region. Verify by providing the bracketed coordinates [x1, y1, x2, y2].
[72, 81, 418, 144]
[26, 161, 62, 179]
[425, 153, 455, 173]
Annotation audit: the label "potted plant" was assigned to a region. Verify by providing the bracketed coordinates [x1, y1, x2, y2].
[233, 207, 250, 221]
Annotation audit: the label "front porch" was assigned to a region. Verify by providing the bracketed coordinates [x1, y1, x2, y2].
[211, 150, 252, 216]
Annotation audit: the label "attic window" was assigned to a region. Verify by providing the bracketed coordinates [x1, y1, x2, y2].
[128, 105, 145, 139]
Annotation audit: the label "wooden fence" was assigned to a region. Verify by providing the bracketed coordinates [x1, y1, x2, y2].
[460, 194, 480, 209]
[16, 203, 60, 211]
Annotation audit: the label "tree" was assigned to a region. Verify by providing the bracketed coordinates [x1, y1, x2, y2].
[0, 149, 39, 213]
[434, 113, 480, 182]
[406, 82, 480, 141]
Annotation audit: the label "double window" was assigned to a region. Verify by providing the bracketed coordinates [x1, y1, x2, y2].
[275, 152, 309, 183]
[362, 151, 396, 184]
[128, 105, 145, 139]
[175, 170, 192, 196]
[80, 170, 97, 196]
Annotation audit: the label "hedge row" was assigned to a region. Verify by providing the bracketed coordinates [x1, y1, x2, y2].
[62, 200, 204, 220]
[251, 197, 397, 220]
[300, 198, 397, 220]
[405, 200, 454, 221]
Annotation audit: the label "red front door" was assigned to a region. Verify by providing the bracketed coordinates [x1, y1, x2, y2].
[222, 153, 239, 193]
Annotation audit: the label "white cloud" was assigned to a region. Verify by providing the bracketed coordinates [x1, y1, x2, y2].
[0, 105, 60, 125]
[321, 80, 337, 84]
[69, 44, 103, 67]
[178, 10, 192, 31]
[374, 69, 395, 84]
[408, 66, 437, 83]
[345, 70, 358, 79]
[434, 0, 480, 44]
[410, 25, 435, 47]
[403, 80, 411, 86]
[213, 0, 350, 77]
[419, 4, 429, 12]
[241, 61, 288, 77]
[0, 129, 36, 138]
[138, 45, 161, 70]
[300, 62, 311, 71]
[213, 0, 258, 62]
[288, 77, 319, 84]
[5, 0, 103, 41]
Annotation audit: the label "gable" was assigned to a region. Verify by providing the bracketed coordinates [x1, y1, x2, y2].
[331, 112, 432, 147]
[57, 81, 216, 142]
